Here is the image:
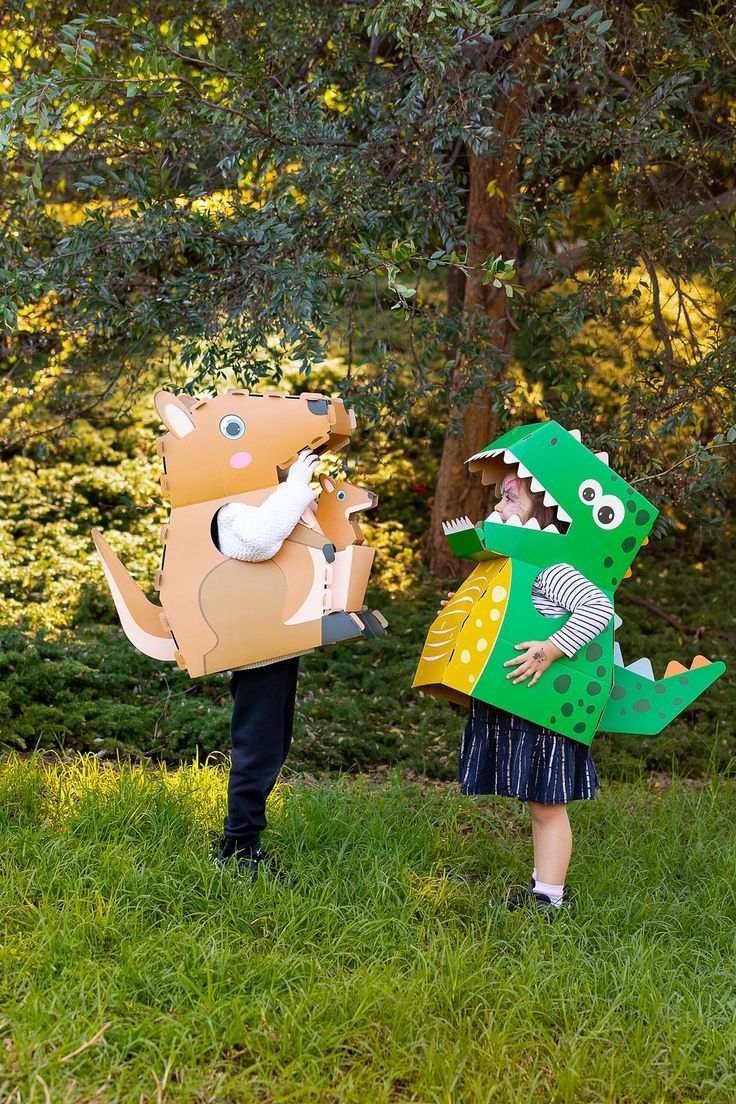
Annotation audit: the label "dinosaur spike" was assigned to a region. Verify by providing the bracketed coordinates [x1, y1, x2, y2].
[595, 451, 609, 465]
[690, 655, 712, 670]
[626, 657, 654, 680]
[664, 660, 688, 678]
[613, 613, 622, 630]
[569, 429, 582, 442]
[623, 567, 633, 579]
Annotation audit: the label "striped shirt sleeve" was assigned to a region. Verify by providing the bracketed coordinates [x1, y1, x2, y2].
[533, 563, 614, 658]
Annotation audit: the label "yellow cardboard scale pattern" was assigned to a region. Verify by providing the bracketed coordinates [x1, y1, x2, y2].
[413, 560, 511, 706]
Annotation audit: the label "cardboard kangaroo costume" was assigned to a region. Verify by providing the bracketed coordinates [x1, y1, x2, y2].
[92, 389, 387, 677]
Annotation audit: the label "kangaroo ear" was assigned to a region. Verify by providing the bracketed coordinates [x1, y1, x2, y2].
[154, 391, 196, 438]
[319, 474, 335, 493]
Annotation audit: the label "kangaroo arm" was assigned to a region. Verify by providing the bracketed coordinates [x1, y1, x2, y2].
[91, 529, 176, 662]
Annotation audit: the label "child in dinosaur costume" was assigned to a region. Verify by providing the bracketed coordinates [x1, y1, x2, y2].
[414, 421, 724, 912]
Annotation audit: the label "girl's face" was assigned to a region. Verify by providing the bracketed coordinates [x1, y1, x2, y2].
[493, 475, 536, 524]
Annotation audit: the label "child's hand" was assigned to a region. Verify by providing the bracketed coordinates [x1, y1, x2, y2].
[437, 590, 455, 615]
[504, 640, 565, 686]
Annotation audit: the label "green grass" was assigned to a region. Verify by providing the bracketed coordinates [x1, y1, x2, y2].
[2, 756, 735, 1103]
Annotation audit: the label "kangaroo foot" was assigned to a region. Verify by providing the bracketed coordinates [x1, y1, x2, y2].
[321, 611, 365, 645]
[356, 609, 389, 638]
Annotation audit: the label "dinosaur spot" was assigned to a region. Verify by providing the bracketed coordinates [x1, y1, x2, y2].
[490, 609, 500, 621]
[627, 501, 636, 513]
[621, 536, 636, 553]
[573, 722, 586, 734]
[610, 685, 627, 700]
[550, 716, 557, 724]
[550, 436, 558, 445]
[655, 684, 666, 695]
[636, 682, 642, 690]
[475, 619, 483, 628]
[586, 705, 596, 714]
[561, 703, 574, 717]
[611, 578, 618, 586]
[477, 638, 488, 651]
[460, 650, 471, 664]
[553, 675, 571, 693]
[620, 708, 626, 716]
[578, 698, 584, 707]
[633, 699, 651, 712]
[603, 556, 614, 568]
[678, 676, 689, 685]
[635, 510, 651, 526]
[586, 643, 603, 661]
[491, 585, 507, 602]
[587, 681, 601, 696]
[673, 696, 682, 706]
[597, 665, 606, 677]
[658, 712, 665, 719]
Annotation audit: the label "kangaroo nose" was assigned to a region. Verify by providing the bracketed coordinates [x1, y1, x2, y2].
[229, 451, 252, 469]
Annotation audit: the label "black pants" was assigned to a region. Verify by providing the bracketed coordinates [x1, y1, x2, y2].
[221, 656, 300, 854]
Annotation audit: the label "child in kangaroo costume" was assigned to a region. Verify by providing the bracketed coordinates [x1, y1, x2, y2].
[92, 388, 386, 879]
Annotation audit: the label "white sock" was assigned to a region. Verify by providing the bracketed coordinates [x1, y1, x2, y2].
[532, 868, 537, 887]
[534, 880, 565, 907]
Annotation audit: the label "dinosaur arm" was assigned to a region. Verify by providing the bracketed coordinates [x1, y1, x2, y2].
[217, 481, 317, 562]
[443, 517, 487, 559]
[534, 563, 614, 656]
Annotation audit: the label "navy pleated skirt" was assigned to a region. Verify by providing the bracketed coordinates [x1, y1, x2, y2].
[458, 700, 600, 804]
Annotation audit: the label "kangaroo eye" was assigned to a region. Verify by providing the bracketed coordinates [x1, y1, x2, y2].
[219, 415, 245, 440]
[593, 495, 625, 530]
[336, 490, 346, 501]
[578, 479, 602, 505]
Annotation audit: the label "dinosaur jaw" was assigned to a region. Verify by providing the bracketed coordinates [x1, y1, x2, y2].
[466, 445, 573, 540]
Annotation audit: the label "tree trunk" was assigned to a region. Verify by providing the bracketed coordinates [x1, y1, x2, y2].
[427, 153, 521, 576]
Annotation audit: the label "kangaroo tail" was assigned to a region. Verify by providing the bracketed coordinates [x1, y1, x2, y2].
[91, 528, 176, 662]
[599, 654, 725, 736]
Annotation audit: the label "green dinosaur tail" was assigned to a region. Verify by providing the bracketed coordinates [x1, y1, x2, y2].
[600, 656, 725, 736]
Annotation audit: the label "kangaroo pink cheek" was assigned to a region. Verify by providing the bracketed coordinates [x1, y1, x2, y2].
[229, 452, 252, 469]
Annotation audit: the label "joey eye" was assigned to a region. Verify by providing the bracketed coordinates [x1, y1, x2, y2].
[579, 479, 602, 505]
[219, 415, 245, 440]
[593, 495, 625, 529]
[336, 490, 346, 501]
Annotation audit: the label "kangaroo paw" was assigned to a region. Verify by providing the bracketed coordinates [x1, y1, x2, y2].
[321, 611, 365, 645]
[356, 609, 389, 638]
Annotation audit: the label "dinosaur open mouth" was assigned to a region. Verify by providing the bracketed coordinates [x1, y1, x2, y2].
[465, 446, 573, 535]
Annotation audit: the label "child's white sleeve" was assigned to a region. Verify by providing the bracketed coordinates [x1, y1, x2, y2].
[217, 481, 317, 562]
[535, 563, 614, 658]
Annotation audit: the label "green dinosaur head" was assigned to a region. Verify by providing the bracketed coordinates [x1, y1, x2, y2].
[465, 420, 658, 593]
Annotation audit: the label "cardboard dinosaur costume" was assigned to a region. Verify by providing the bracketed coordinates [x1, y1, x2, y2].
[92, 389, 387, 677]
[413, 421, 724, 745]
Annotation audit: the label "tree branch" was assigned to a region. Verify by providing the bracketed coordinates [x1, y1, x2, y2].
[520, 189, 736, 294]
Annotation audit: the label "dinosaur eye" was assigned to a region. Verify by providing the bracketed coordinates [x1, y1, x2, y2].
[578, 479, 602, 505]
[219, 415, 245, 440]
[593, 494, 625, 530]
[336, 490, 346, 501]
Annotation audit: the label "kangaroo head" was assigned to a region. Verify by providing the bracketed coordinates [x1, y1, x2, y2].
[155, 389, 356, 507]
[318, 474, 377, 514]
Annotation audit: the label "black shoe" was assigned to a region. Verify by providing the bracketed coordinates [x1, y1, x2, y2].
[505, 886, 566, 915]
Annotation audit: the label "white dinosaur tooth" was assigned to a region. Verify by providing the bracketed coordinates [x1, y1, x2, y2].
[530, 476, 545, 494]
[613, 643, 624, 667]
[543, 523, 560, 533]
[516, 461, 532, 479]
[569, 429, 582, 442]
[543, 491, 558, 509]
[556, 505, 572, 524]
[460, 515, 472, 528]
[506, 513, 523, 527]
[503, 449, 517, 464]
[490, 448, 504, 457]
[523, 517, 541, 530]
[613, 613, 623, 631]
[595, 451, 609, 465]
[626, 657, 654, 681]
[487, 512, 503, 524]
[442, 522, 450, 534]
